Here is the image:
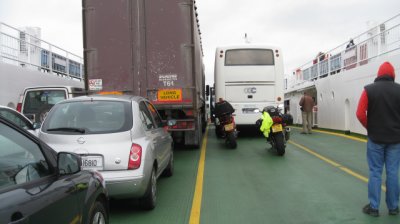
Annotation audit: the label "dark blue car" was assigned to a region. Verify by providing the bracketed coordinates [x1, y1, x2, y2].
[0, 116, 109, 223]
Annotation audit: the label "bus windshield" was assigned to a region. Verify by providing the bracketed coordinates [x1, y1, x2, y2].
[225, 49, 274, 66]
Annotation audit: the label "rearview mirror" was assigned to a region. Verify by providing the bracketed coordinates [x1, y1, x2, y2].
[33, 122, 41, 129]
[57, 152, 81, 175]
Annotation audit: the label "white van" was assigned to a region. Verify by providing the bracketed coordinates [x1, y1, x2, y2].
[16, 86, 85, 123]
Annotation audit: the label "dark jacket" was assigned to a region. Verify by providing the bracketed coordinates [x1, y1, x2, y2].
[356, 61, 400, 143]
[365, 75, 400, 143]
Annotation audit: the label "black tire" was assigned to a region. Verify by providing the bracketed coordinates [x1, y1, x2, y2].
[140, 168, 157, 210]
[87, 201, 108, 224]
[274, 133, 286, 156]
[226, 132, 237, 149]
[162, 150, 174, 177]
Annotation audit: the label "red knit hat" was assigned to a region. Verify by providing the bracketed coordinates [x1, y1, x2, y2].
[377, 61, 395, 78]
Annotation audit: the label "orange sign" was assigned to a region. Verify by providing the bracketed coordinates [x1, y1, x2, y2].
[158, 89, 182, 101]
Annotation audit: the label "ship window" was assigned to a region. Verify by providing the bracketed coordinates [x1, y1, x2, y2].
[225, 49, 274, 66]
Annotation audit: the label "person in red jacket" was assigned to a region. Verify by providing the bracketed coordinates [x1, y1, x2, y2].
[356, 61, 400, 217]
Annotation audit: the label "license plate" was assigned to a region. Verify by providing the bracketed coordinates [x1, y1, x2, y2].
[271, 124, 283, 133]
[81, 156, 103, 170]
[224, 123, 234, 131]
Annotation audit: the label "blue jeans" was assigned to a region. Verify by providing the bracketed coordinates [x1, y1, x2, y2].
[367, 138, 400, 210]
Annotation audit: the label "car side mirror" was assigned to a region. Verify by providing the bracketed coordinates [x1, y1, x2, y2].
[33, 122, 41, 129]
[57, 152, 82, 175]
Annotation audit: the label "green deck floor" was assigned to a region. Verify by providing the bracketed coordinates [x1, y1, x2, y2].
[110, 126, 399, 224]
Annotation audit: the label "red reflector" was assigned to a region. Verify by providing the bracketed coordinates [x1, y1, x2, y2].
[185, 110, 194, 116]
[128, 144, 142, 169]
[16, 103, 22, 112]
[272, 116, 282, 123]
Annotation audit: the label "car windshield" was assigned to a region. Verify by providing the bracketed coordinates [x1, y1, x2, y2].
[42, 100, 133, 134]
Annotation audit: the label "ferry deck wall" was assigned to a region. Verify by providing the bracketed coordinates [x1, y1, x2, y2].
[285, 53, 400, 136]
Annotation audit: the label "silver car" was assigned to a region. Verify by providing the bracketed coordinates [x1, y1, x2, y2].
[38, 95, 174, 210]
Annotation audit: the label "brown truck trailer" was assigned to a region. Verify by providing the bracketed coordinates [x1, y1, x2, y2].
[82, 0, 206, 147]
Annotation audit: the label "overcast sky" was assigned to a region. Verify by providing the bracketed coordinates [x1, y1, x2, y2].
[1, 0, 399, 85]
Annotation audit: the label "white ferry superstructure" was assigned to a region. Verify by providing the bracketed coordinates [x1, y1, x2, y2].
[0, 22, 84, 108]
[284, 13, 400, 135]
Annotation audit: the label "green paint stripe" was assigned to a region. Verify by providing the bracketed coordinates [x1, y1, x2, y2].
[189, 125, 209, 224]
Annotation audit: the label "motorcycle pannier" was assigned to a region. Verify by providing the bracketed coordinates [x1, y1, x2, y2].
[282, 114, 293, 125]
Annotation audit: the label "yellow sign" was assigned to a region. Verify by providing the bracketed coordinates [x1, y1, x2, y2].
[158, 89, 182, 101]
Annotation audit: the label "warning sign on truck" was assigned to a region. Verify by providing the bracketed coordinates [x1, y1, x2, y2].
[88, 79, 103, 91]
[158, 89, 182, 101]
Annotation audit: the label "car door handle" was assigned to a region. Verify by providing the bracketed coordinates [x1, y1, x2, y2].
[10, 212, 29, 224]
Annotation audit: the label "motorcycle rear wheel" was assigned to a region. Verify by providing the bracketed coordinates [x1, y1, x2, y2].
[226, 132, 237, 149]
[274, 133, 286, 156]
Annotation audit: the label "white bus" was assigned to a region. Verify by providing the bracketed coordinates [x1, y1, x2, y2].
[214, 44, 284, 125]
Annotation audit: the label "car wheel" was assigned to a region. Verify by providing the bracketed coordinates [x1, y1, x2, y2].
[140, 168, 157, 210]
[88, 201, 108, 224]
[162, 150, 174, 177]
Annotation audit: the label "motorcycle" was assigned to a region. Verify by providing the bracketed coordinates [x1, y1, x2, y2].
[256, 106, 291, 156]
[214, 100, 237, 149]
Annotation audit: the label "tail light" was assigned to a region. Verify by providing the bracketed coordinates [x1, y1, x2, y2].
[128, 143, 142, 169]
[16, 94, 23, 112]
[16, 103, 22, 112]
[272, 116, 282, 123]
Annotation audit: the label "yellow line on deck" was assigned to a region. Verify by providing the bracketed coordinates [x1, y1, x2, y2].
[289, 140, 386, 192]
[291, 126, 367, 143]
[189, 125, 209, 224]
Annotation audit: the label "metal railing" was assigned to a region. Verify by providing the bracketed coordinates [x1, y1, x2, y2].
[0, 22, 84, 81]
[286, 13, 400, 89]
